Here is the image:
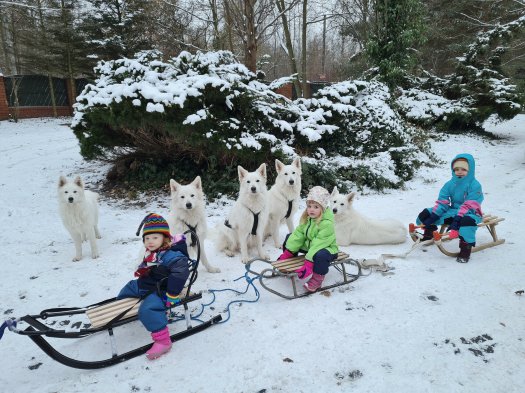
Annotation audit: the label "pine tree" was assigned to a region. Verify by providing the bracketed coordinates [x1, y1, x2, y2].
[366, 0, 426, 87]
[79, 0, 152, 61]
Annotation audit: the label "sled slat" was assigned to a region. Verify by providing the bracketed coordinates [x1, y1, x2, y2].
[86, 298, 141, 328]
[272, 251, 349, 274]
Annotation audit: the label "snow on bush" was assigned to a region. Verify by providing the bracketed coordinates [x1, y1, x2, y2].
[72, 50, 430, 195]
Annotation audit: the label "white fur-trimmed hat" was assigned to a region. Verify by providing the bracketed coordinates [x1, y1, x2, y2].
[306, 186, 330, 210]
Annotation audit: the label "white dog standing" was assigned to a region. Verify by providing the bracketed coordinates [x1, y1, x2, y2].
[57, 175, 101, 261]
[265, 157, 302, 248]
[330, 187, 406, 245]
[168, 176, 220, 273]
[216, 164, 269, 263]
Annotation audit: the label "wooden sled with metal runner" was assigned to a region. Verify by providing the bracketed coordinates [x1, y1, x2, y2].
[0, 230, 222, 369]
[408, 214, 505, 257]
[245, 251, 370, 300]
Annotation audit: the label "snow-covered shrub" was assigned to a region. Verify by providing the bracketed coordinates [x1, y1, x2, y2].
[299, 80, 430, 190]
[396, 16, 524, 131]
[396, 85, 473, 130]
[72, 50, 430, 196]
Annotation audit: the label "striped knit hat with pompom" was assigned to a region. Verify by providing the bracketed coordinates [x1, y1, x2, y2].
[136, 213, 171, 239]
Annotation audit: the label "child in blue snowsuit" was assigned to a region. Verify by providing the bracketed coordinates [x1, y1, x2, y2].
[117, 213, 190, 360]
[416, 153, 483, 263]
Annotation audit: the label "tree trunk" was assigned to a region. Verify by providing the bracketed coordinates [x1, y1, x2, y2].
[301, 0, 307, 97]
[210, 0, 221, 50]
[60, 0, 76, 100]
[275, 0, 302, 97]
[223, 1, 235, 52]
[244, 0, 258, 73]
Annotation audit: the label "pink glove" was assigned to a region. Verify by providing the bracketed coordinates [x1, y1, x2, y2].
[277, 249, 294, 261]
[448, 229, 459, 239]
[295, 260, 314, 279]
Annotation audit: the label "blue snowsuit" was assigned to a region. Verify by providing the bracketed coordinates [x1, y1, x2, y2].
[416, 153, 483, 244]
[117, 241, 190, 332]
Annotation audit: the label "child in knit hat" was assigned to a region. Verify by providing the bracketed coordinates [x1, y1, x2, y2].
[117, 213, 190, 360]
[276, 186, 339, 292]
[416, 153, 484, 263]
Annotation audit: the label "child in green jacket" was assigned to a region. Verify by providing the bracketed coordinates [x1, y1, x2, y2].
[277, 186, 338, 292]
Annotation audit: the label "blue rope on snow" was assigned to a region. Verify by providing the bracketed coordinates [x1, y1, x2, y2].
[0, 319, 16, 340]
[188, 272, 261, 324]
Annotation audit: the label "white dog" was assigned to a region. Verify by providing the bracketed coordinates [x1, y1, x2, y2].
[57, 175, 101, 261]
[216, 164, 269, 263]
[265, 157, 302, 248]
[330, 187, 406, 245]
[168, 176, 220, 273]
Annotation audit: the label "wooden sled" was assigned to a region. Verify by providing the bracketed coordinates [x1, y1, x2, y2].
[408, 214, 505, 257]
[0, 230, 222, 369]
[245, 252, 370, 300]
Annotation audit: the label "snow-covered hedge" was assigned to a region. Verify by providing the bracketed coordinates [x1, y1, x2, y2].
[396, 16, 524, 131]
[72, 50, 430, 195]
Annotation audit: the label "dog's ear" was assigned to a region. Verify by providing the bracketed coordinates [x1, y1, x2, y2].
[74, 176, 84, 188]
[347, 192, 356, 203]
[191, 176, 202, 190]
[170, 179, 180, 193]
[238, 165, 247, 181]
[275, 159, 284, 173]
[257, 163, 267, 179]
[292, 156, 301, 170]
[58, 175, 67, 188]
[331, 186, 339, 198]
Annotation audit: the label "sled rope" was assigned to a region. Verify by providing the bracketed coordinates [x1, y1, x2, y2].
[0, 319, 17, 340]
[189, 272, 261, 324]
[360, 238, 433, 269]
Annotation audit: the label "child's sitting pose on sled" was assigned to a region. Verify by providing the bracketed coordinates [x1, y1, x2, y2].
[416, 153, 484, 263]
[117, 213, 190, 360]
[277, 186, 339, 292]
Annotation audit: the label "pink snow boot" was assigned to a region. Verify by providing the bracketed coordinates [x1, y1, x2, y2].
[146, 327, 172, 360]
[304, 273, 325, 292]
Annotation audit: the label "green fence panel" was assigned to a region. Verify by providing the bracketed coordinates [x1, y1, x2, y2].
[4, 75, 69, 107]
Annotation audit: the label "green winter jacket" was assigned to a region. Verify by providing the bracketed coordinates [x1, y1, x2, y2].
[285, 208, 338, 261]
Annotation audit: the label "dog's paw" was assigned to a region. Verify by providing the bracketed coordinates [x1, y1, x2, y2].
[96, 235, 102, 239]
[206, 266, 221, 273]
[72, 256, 82, 262]
[91, 253, 100, 259]
[225, 249, 235, 257]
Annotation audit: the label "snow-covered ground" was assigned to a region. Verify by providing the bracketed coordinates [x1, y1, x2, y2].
[0, 116, 524, 393]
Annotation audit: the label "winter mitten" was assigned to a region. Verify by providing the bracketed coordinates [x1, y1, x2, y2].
[277, 249, 294, 261]
[448, 230, 459, 239]
[295, 260, 314, 279]
[422, 212, 440, 227]
[448, 216, 462, 231]
[165, 293, 182, 307]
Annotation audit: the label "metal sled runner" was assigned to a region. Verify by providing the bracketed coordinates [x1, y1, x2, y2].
[246, 252, 370, 300]
[0, 230, 222, 369]
[408, 214, 505, 257]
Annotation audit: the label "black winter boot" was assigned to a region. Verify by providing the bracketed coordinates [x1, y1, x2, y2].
[456, 239, 472, 263]
[422, 225, 437, 241]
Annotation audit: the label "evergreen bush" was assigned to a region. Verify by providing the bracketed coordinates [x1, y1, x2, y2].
[72, 50, 431, 198]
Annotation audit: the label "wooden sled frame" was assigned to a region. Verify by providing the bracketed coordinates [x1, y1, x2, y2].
[2, 230, 222, 369]
[409, 214, 505, 257]
[246, 252, 370, 300]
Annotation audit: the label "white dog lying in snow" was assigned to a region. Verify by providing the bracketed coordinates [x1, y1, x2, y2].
[330, 187, 406, 245]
